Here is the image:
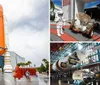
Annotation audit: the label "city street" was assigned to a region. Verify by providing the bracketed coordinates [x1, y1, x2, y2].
[0, 72, 49, 85]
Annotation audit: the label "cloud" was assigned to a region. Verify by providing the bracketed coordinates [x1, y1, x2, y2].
[9, 27, 49, 66]
[0, 0, 49, 32]
[0, 0, 49, 67]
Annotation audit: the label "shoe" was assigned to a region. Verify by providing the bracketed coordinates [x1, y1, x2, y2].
[60, 28, 64, 34]
[57, 29, 61, 36]
[57, 33, 61, 36]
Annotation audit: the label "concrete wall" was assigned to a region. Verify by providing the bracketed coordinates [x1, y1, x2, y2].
[75, 0, 84, 17]
[71, 0, 75, 20]
[9, 51, 25, 70]
[62, 0, 73, 20]
[62, 5, 71, 20]
[62, 0, 84, 23]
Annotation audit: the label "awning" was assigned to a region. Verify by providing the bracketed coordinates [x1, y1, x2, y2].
[82, 0, 96, 3]
[85, 1, 100, 9]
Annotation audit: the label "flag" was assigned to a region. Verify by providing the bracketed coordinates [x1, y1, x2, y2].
[62, 0, 70, 6]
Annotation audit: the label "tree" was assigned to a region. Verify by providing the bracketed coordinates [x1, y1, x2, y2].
[42, 59, 49, 71]
[17, 63, 21, 66]
[50, 0, 55, 20]
[50, 0, 55, 11]
[20, 62, 26, 66]
[17, 62, 26, 67]
[36, 67, 41, 73]
[27, 61, 32, 67]
[25, 62, 29, 66]
[36, 59, 49, 73]
[40, 63, 46, 72]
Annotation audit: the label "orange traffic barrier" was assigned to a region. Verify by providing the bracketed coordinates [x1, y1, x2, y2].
[13, 66, 36, 80]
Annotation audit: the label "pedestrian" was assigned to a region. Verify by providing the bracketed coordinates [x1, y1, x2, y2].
[13, 64, 22, 80]
[25, 70, 31, 81]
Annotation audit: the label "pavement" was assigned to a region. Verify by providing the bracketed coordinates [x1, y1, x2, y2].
[50, 22, 100, 41]
[0, 72, 49, 85]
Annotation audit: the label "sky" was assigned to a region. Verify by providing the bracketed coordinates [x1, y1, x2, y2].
[0, 0, 49, 67]
[85, 1, 100, 8]
[52, 0, 62, 7]
[52, 0, 100, 8]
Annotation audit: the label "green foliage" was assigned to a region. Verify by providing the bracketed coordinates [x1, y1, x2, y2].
[50, 0, 55, 11]
[36, 67, 41, 73]
[42, 58, 49, 71]
[27, 61, 32, 64]
[50, 0, 55, 20]
[26, 61, 32, 66]
[17, 61, 32, 67]
[17, 62, 25, 66]
[17, 63, 21, 66]
[36, 58, 49, 73]
[20, 62, 26, 66]
[41, 63, 46, 72]
[36, 64, 46, 73]
[25, 62, 29, 65]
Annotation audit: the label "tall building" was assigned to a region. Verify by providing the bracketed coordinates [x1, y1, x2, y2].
[9, 51, 25, 70]
[62, 0, 97, 24]
[0, 51, 25, 71]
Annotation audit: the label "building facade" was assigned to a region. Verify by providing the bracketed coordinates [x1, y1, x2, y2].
[62, 0, 96, 22]
[9, 51, 25, 70]
[0, 51, 25, 71]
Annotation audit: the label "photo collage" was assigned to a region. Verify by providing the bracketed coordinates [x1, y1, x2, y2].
[50, 0, 100, 85]
[0, 0, 100, 85]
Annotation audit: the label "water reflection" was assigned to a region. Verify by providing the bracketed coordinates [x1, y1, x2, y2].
[39, 76, 49, 85]
[0, 72, 49, 85]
